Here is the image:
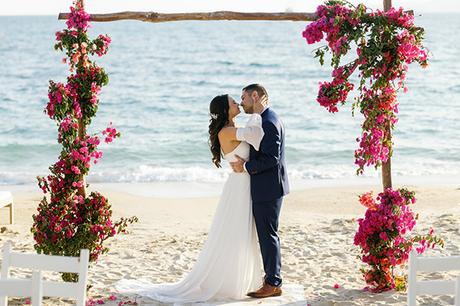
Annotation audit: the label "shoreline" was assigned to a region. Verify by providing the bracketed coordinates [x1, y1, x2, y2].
[1, 174, 459, 199]
[1, 176, 459, 227]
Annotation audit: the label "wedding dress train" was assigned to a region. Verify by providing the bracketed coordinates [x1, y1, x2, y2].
[116, 115, 264, 303]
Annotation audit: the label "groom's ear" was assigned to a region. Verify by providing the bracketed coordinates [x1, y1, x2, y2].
[251, 90, 259, 102]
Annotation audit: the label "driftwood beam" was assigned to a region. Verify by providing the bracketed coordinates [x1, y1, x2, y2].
[58, 11, 318, 22]
[58, 9, 414, 23]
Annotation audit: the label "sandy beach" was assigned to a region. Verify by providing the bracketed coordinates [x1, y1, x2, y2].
[1, 179, 459, 305]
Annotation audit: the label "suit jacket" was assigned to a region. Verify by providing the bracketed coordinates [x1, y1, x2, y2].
[245, 108, 289, 202]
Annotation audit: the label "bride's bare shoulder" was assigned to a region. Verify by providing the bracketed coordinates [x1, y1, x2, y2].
[218, 126, 236, 139]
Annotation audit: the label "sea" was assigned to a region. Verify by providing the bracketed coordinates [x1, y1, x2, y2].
[0, 13, 459, 192]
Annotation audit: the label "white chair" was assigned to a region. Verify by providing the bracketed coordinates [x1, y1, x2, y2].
[0, 243, 89, 306]
[0, 270, 43, 306]
[408, 249, 460, 306]
[0, 192, 13, 224]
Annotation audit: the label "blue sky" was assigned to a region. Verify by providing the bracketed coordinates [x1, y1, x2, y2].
[1, 0, 459, 15]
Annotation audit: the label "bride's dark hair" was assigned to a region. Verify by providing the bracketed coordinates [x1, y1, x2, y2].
[208, 94, 229, 168]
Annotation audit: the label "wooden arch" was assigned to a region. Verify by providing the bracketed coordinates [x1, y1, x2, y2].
[59, 0, 399, 190]
[59, 0, 396, 24]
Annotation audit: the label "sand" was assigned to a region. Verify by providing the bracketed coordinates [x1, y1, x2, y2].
[0, 180, 459, 305]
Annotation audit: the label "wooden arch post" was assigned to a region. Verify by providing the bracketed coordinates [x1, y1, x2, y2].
[382, 0, 393, 190]
[77, 0, 87, 198]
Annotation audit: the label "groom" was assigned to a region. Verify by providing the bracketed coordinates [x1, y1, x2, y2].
[231, 84, 289, 298]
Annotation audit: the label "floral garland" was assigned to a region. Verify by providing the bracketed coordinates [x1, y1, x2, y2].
[32, 0, 137, 282]
[303, 0, 443, 292]
[302, 0, 428, 174]
[354, 189, 443, 292]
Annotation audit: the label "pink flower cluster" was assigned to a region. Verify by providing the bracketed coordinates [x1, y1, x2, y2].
[37, 132, 110, 196]
[46, 82, 67, 118]
[397, 30, 428, 66]
[60, 115, 79, 133]
[70, 135, 104, 166]
[94, 34, 112, 56]
[353, 188, 442, 292]
[86, 294, 138, 306]
[33, 0, 136, 280]
[354, 127, 389, 172]
[90, 82, 101, 105]
[70, 42, 90, 68]
[380, 7, 414, 28]
[46, 65, 108, 124]
[302, 4, 354, 56]
[317, 80, 354, 113]
[46, 79, 79, 120]
[66, 1, 90, 31]
[55, 26, 111, 73]
[353, 86, 400, 173]
[102, 123, 120, 143]
[316, 64, 356, 113]
[302, 1, 429, 174]
[32, 191, 121, 262]
[358, 191, 377, 210]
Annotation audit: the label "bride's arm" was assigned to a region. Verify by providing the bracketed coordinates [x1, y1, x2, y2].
[218, 114, 265, 151]
[236, 114, 265, 151]
[219, 96, 267, 150]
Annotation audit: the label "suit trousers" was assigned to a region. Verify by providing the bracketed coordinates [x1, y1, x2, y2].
[252, 197, 283, 287]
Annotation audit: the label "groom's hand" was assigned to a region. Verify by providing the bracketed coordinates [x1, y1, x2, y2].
[253, 95, 268, 114]
[230, 155, 245, 173]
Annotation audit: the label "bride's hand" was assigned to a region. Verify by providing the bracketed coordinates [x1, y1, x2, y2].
[230, 155, 245, 173]
[253, 95, 268, 114]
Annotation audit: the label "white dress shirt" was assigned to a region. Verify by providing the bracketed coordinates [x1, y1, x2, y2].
[235, 108, 268, 172]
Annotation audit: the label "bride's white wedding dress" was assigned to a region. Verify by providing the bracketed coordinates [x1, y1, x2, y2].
[116, 114, 265, 303]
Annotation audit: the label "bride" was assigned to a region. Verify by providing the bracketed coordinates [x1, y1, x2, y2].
[116, 94, 268, 302]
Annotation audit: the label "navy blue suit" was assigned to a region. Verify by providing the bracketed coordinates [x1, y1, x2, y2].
[245, 107, 289, 287]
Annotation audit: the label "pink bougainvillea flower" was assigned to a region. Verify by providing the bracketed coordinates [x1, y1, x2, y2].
[302, 1, 429, 174]
[33, 0, 137, 282]
[108, 295, 117, 301]
[353, 188, 443, 292]
[359, 191, 377, 210]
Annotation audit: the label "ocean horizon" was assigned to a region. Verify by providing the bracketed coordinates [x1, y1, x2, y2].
[1, 13, 459, 187]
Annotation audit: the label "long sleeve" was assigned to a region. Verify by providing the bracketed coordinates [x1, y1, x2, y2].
[244, 121, 281, 175]
[236, 113, 265, 151]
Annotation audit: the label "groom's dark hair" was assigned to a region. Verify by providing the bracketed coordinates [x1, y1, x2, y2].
[243, 84, 268, 98]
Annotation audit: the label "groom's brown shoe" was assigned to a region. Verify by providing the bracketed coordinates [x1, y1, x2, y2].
[247, 283, 282, 298]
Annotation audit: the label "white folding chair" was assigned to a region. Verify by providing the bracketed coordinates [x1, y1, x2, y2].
[0, 270, 43, 306]
[408, 249, 460, 306]
[0, 191, 13, 224]
[0, 243, 89, 306]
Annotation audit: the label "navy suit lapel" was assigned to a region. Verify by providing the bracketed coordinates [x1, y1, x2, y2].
[261, 108, 270, 121]
[250, 109, 270, 157]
